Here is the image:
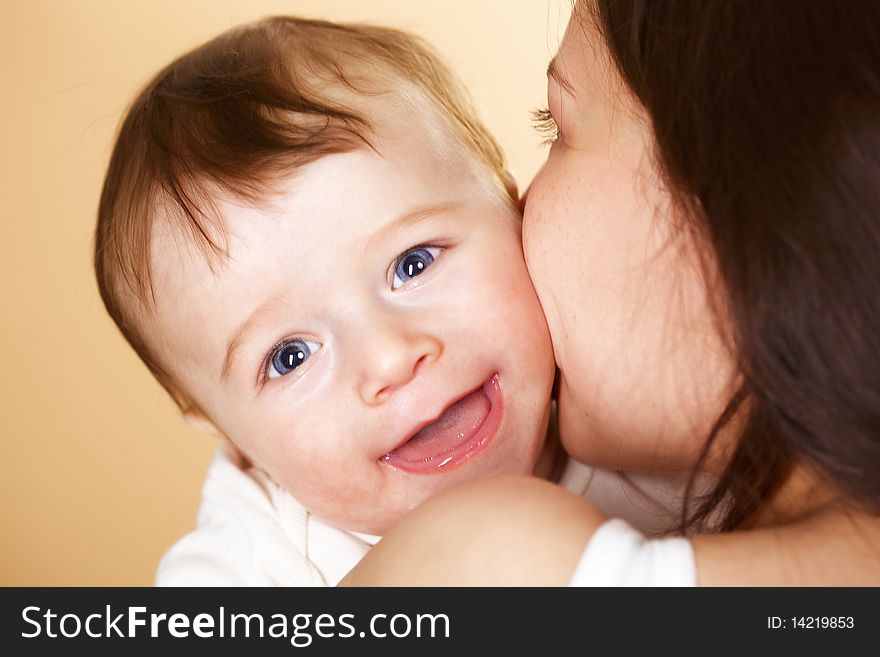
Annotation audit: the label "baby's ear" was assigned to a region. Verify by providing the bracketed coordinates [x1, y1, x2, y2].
[501, 170, 519, 204]
[182, 406, 224, 438]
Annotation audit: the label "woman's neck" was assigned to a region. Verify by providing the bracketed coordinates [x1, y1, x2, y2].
[746, 463, 843, 528]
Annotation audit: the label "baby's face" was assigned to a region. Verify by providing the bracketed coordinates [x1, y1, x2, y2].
[149, 97, 555, 534]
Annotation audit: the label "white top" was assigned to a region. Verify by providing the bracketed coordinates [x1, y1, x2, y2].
[156, 445, 697, 586]
[568, 518, 696, 586]
[155, 445, 378, 586]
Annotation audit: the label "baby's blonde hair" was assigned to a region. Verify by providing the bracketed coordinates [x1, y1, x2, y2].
[94, 16, 509, 408]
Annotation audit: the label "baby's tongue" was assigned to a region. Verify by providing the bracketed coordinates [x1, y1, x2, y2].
[391, 388, 491, 463]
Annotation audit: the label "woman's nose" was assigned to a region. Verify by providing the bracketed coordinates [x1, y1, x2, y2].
[355, 317, 443, 406]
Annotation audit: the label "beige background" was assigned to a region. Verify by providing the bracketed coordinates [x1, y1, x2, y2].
[1, 1, 570, 585]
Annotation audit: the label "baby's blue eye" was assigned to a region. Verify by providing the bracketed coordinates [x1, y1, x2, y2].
[268, 339, 321, 380]
[392, 247, 441, 290]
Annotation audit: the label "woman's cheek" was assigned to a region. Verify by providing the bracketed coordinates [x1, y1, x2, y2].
[523, 164, 582, 348]
[521, 162, 559, 290]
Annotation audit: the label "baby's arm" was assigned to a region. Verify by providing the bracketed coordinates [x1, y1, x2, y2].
[340, 475, 880, 586]
[339, 476, 603, 586]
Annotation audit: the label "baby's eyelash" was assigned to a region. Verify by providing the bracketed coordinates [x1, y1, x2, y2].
[259, 336, 313, 385]
[259, 337, 290, 385]
[531, 107, 559, 145]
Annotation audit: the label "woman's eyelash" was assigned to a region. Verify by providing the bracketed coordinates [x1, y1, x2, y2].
[532, 107, 559, 144]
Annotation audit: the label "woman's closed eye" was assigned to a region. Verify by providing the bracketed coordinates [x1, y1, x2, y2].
[266, 338, 321, 380]
[532, 107, 559, 145]
[391, 246, 442, 290]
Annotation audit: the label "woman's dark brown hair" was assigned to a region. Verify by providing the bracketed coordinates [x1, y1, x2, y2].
[589, 0, 880, 530]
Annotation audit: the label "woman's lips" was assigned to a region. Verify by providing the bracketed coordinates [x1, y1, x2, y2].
[381, 374, 503, 474]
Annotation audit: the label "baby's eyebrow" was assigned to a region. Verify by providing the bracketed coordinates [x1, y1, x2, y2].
[221, 292, 288, 384]
[366, 201, 462, 250]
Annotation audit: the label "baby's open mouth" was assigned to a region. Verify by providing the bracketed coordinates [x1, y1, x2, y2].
[381, 374, 502, 474]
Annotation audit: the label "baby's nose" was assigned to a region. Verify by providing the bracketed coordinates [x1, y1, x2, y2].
[356, 326, 442, 406]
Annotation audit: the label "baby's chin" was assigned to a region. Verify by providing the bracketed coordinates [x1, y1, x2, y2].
[308, 477, 477, 537]
[319, 464, 542, 537]
[318, 503, 420, 538]
[295, 416, 549, 535]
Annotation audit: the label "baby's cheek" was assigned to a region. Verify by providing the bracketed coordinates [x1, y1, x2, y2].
[247, 418, 328, 489]
[480, 248, 542, 323]
[494, 258, 556, 375]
